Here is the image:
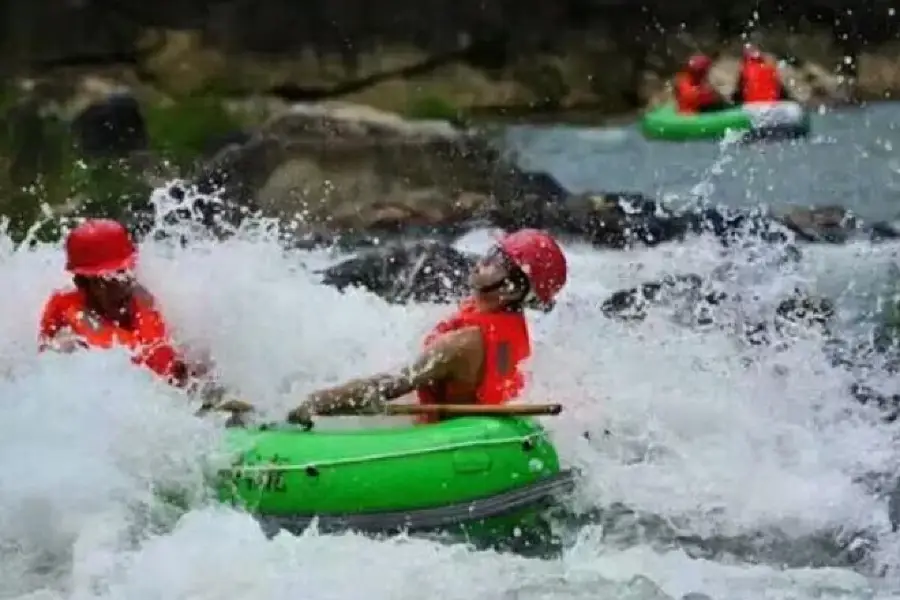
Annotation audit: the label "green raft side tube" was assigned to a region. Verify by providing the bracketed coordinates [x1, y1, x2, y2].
[640, 103, 752, 141]
[216, 417, 570, 521]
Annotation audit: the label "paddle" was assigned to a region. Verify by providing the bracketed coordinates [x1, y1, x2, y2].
[283, 402, 561, 427]
[202, 396, 563, 428]
[195, 398, 256, 416]
[201, 397, 562, 419]
[382, 403, 563, 417]
[296, 402, 563, 419]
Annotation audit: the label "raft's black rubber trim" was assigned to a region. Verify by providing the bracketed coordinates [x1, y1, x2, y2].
[742, 123, 810, 143]
[255, 470, 575, 535]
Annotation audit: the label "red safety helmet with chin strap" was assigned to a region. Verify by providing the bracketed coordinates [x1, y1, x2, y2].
[687, 54, 714, 76]
[742, 44, 764, 61]
[496, 229, 568, 306]
[65, 219, 137, 276]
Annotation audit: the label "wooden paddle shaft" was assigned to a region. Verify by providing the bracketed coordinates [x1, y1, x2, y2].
[384, 403, 562, 416]
[205, 400, 561, 418]
[197, 399, 256, 415]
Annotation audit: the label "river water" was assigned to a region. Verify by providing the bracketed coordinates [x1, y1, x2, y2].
[4, 104, 900, 600]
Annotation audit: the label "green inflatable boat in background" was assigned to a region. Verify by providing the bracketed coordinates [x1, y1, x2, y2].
[216, 416, 574, 549]
[640, 101, 811, 142]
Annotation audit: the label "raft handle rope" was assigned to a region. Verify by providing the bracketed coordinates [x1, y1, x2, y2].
[228, 431, 549, 475]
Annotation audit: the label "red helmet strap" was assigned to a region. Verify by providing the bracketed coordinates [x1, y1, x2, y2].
[476, 271, 529, 299]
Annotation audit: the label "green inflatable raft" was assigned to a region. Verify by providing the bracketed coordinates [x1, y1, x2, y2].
[640, 101, 811, 142]
[216, 417, 574, 546]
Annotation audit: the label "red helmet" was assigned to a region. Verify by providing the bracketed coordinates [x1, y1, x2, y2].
[742, 44, 763, 61]
[686, 54, 713, 76]
[498, 229, 568, 305]
[65, 219, 137, 276]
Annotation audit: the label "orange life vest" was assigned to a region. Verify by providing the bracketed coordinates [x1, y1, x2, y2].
[740, 59, 781, 103]
[415, 298, 531, 424]
[38, 287, 186, 386]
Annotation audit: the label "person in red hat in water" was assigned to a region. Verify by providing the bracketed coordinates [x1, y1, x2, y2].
[38, 218, 202, 388]
[286, 229, 568, 425]
[674, 54, 731, 114]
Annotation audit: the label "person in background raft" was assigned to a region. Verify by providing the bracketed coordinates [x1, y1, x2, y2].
[731, 44, 792, 105]
[38, 218, 204, 389]
[674, 54, 731, 114]
[286, 229, 568, 426]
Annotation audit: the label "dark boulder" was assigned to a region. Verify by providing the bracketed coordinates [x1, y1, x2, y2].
[777, 206, 900, 244]
[774, 292, 836, 333]
[849, 383, 900, 423]
[491, 191, 691, 249]
[600, 273, 725, 323]
[71, 93, 148, 159]
[743, 290, 836, 346]
[560, 192, 689, 249]
[318, 241, 476, 304]
[199, 130, 254, 161]
[600, 272, 835, 347]
[0, 99, 69, 188]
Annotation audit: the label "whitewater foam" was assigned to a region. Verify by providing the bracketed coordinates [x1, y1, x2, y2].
[6, 113, 900, 598]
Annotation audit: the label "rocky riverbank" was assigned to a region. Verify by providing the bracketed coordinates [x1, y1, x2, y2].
[0, 1, 897, 121]
[5, 82, 900, 250]
[0, 1, 895, 245]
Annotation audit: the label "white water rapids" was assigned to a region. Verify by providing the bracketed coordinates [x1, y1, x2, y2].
[4, 182, 900, 598]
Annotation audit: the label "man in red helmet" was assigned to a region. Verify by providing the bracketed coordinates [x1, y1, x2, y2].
[38, 219, 199, 388]
[286, 229, 568, 425]
[731, 44, 791, 105]
[674, 54, 731, 114]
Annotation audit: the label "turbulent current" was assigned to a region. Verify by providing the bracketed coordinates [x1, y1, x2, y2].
[5, 105, 900, 600]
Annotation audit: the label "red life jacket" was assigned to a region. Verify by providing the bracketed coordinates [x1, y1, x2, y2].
[415, 298, 531, 424]
[674, 72, 723, 114]
[740, 59, 781, 103]
[38, 287, 187, 386]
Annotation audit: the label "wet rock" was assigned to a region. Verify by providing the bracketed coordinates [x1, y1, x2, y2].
[778, 205, 857, 244]
[774, 293, 836, 333]
[495, 191, 772, 250]
[318, 241, 476, 304]
[191, 101, 707, 251]
[192, 102, 573, 240]
[200, 130, 252, 159]
[545, 192, 689, 249]
[0, 99, 69, 189]
[71, 93, 148, 158]
[849, 383, 900, 423]
[685, 203, 900, 250]
[744, 290, 836, 346]
[867, 220, 900, 242]
[774, 206, 900, 244]
[157, 100, 900, 252]
[680, 205, 792, 248]
[193, 102, 753, 251]
[601, 272, 835, 348]
[601, 274, 724, 323]
[677, 204, 900, 248]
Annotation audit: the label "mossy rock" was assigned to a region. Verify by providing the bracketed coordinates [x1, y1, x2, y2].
[512, 60, 570, 110]
[405, 95, 469, 125]
[0, 88, 247, 245]
[144, 96, 244, 167]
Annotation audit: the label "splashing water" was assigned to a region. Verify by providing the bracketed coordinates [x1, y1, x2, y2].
[5, 124, 900, 600]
